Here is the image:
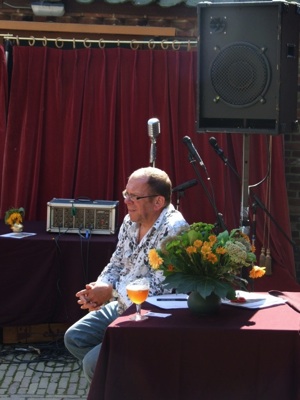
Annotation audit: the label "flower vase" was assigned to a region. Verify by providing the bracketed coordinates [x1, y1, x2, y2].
[11, 223, 23, 233]
[187, 291, 221, 316]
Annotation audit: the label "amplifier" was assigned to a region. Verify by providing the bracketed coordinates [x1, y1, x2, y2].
[47, 198, 119, 235]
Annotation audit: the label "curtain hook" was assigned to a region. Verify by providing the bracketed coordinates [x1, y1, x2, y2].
[83, 38, 91, 48]
[15, 35, 20, 46]
[187, 40, 191, 51]
[42, 36, 47, 47]
[161, 40, 169, 50]
[130, 40, 139, 50]
[172, 40, 180, 51]
[148, 39, 155, 50]
[98, 38, 105, 49]
[72, 38, 76, 49]
[28, 36, 35, 46]
[55, 37, 64, 48]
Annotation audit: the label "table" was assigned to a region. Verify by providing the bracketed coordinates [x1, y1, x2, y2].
[0, 221, 118, 326]
[88, 298, 300, 400]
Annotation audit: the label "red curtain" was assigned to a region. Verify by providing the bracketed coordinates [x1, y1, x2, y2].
[0, 46, 8, 192]
[0, 45, 297, 288]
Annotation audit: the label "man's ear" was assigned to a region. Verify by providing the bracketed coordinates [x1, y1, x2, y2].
[154, 196, 166, 210]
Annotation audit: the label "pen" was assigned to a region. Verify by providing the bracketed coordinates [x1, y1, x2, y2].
[156, 298, 187, 301]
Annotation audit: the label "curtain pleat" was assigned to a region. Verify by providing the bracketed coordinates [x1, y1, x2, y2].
[0, 45, 296, 279]
[0, 46, 8, 194]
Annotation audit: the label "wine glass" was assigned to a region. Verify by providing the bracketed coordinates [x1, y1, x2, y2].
[126, 278, 150, 321]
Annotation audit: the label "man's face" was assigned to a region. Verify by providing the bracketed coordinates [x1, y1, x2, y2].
[123, 176, 160, 225]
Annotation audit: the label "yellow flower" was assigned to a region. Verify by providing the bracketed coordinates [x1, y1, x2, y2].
[249, 265, 266, 279]
[201, 241, 212, 256]
[148, 249, 164, 269]
[186, 246, 197, 254]
[193, 240, 203, 248]
[208, 235, 217, 244]
[206, 252, 218, 264]
[5, 207, 25, 226]
[216, 246, 227, 255]
[6, 212, 22, 226]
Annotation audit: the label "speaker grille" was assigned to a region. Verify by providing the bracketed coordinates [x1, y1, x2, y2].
[210, 42, 271, 108]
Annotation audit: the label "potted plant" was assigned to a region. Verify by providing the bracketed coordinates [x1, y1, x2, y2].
[149, 222, 266, 315]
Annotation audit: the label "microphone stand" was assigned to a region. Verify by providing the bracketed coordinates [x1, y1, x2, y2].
[213, 143, 296, 249]
[149, 139, 157, 168]
[210, 135, 250, 234]
[251, 193, 296, 249]
[187, 153, 227, 232]
[175, 190, 185, 211]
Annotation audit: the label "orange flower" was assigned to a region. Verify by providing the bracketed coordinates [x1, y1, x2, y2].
[186, 246, 197, 254]
[216, 246, 227, 255]
[249, 265, 266, 279]
[208, 235, 217, 244]
[6, 212, 22, 226]
[201, 242, 212, 256]
[167, 264, 175, 272]
[193, 240, 203, 248]
[206, 252, 218, 264]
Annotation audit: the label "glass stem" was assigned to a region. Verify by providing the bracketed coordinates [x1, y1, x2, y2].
[136, 303, 142, 320]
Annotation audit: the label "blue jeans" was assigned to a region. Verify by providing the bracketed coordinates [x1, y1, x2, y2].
[64, 301, 119, 383]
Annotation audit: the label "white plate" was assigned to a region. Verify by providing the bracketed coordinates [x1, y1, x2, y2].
[222, 290, 286, 309]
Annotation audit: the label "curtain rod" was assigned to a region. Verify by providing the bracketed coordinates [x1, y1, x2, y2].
[1, 34, 197, 50]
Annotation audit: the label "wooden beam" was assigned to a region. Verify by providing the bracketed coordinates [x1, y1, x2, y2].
[0, 20, 176, 37]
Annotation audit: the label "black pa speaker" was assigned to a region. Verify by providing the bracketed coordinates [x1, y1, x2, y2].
[196, 1, 300, 134]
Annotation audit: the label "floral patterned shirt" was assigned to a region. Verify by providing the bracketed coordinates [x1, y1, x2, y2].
[97, 204, 188, 314]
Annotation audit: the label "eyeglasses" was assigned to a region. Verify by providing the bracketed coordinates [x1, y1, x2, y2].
[122, 190, 159, 201]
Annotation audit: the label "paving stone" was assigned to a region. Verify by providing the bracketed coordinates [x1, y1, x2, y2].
[0, 343, 89, 399]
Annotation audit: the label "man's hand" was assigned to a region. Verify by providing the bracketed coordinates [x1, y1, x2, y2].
[76, 281, 113, 311]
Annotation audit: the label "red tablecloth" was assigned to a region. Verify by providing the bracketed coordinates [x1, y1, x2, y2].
[0, 221, 117, 326]
[88, 296, 300, 400]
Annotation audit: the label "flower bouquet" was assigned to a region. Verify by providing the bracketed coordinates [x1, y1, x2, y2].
[4, 207, 25, 232]
[149, 222, 265, 301]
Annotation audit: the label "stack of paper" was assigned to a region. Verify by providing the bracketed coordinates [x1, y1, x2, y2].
[147, 294, 188, 309]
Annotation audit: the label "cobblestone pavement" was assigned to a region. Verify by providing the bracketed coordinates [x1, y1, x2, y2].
[0, 342, 89, 400]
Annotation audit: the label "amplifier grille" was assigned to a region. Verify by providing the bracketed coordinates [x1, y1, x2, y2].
[47, 199, 119, 235]
[51, 207, 111, 231]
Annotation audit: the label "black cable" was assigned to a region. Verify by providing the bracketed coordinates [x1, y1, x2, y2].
[52, 229, 71, 320]
[0, 340, 81, 373]
[248, 134, 271, 190]
[208, 135, 296, 249]
[77, 227, 92, 283]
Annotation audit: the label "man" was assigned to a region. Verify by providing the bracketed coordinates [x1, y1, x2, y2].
[64, 167, 188, 383]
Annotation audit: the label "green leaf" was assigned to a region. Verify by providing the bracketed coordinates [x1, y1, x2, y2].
[163, 273, 235, 299]
[216, 230, 229, 245]
[213, 280, 233, 298]
[163, 273, 198, 293]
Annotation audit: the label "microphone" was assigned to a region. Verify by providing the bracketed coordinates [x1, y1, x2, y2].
[148, 118, 160, 140]
[148, 118, 160, 166]
[209, 137, 228, 163]
[172, 179, 198, 193]
[182, 136, 206, 169]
